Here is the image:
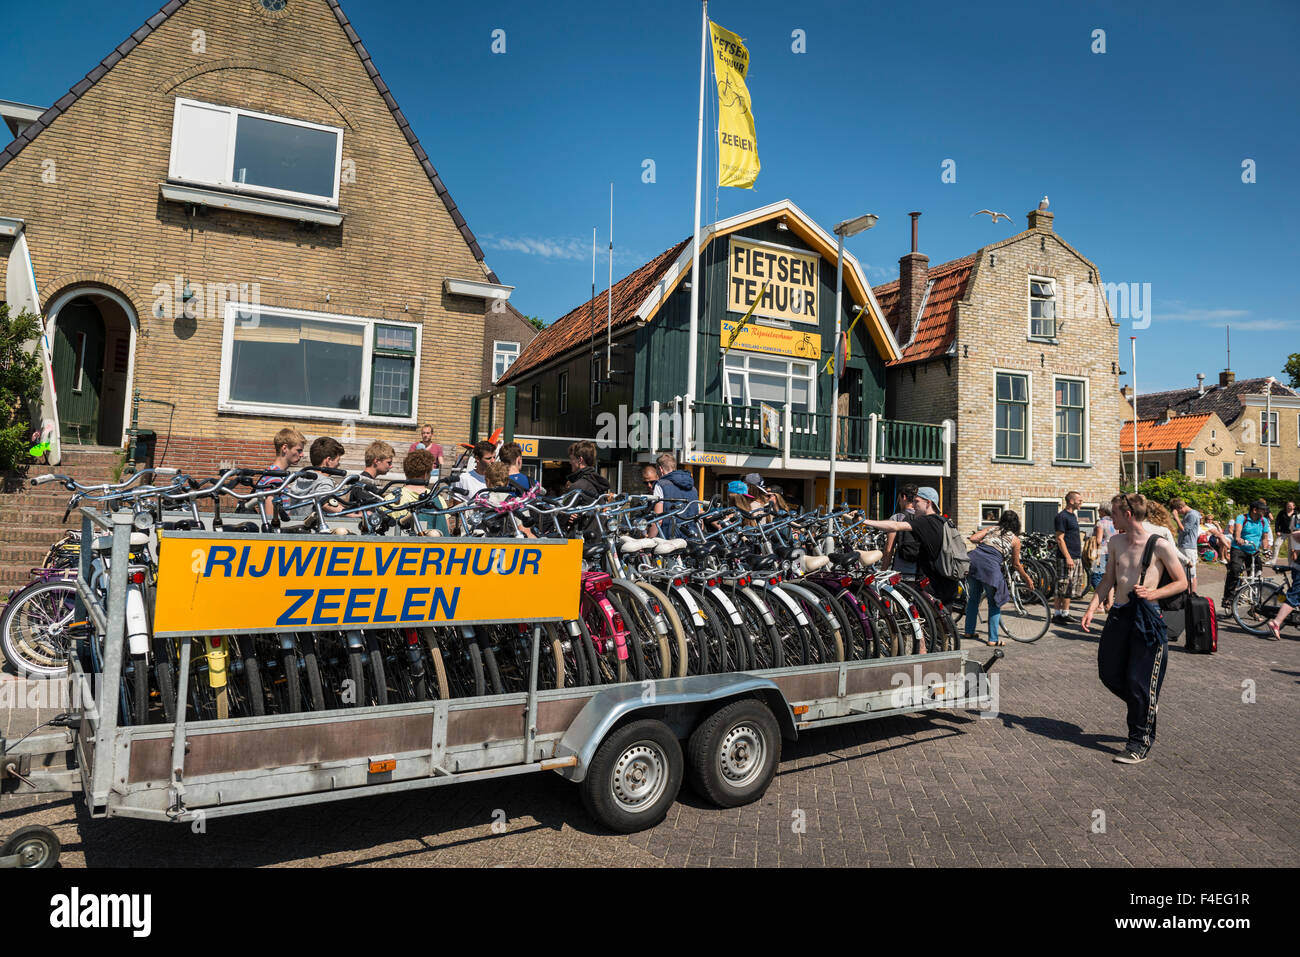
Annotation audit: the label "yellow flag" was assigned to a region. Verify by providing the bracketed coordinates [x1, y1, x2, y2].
[709, 21, 760, 189]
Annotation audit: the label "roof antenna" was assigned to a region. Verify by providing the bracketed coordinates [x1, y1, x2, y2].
[607, 182, 614, 381]
[1225, 324, 1230, 374]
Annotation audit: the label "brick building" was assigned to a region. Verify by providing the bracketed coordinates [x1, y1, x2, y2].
[1125, 371, 1300, 482]
[1120, 411, 1238, 483]
[879, 206, 1123, 534]
[482, 300, 539, 392]
[0, 0, 511, 475]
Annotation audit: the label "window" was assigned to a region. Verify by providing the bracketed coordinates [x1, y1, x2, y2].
[1145, 462, 1160, 479]
[1029, 277, 1056, 339]
[723, 353, 815, 413]
[590, 354, 603, 406]
[1195, 459, 1206, 478]
[220, 304, 419, 421]
[1076, 505, 1099, 533]
[979, 502, 1006, 526]
[995, 371, 1029, 459]
[1261, 410, 1279, 446]
[558, 371, 568, 415]
[530, 384, 541, 421]
[493, 341, 520, 382]
[1054, 377, 1086, 463]
[1222, 462, 1233, 478]
[168, 98, 343, 206]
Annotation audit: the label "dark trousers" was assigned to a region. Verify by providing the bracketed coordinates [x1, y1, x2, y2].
[1097, 602, 1169, 756]
[1224, 549, 1259, 605]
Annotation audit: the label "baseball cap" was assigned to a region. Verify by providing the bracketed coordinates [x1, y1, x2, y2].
[742, 472, 766, 489]
[1252, 498, 1268, 510]
[915, 487, 940, 506]
[727, 480, 752, 496]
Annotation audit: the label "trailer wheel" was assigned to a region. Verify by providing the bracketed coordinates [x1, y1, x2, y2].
[581, 719, 682, 833]
[687, 698, 781, 808]
[2, 825, 60, 868]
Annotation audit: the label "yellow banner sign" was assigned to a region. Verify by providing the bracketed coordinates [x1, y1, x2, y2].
[710, 21, 760, 189]
[728, 238, 818, 324]
[154, 535, 582, 635]
[720, 319, 821, 360]
[514, 437, 539, 457]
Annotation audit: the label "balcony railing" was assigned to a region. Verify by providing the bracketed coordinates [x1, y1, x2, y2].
[685, 401, 946, 469]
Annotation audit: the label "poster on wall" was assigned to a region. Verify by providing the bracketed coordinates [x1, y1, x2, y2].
[760, 402, 780, 449]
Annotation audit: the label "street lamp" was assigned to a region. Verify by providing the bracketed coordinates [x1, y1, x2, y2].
[828, 213, 878, 511]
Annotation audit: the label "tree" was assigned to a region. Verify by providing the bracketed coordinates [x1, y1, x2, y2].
[0, 303, 44, 472]
[1284, 352, 1300, 390]
[525, 315, 546, 331]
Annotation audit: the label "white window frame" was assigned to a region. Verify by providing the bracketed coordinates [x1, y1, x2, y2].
[978, 501, 1008, 526]
[1223, 461, 1233, 478]
[722, 351, 817, 413]
[1076, 504, 1099, 531]
[1195, 459, 1206, 478]
[1261, 409, 1279, 446]
[1053, 375, 1089, 464]
[993, 368, 1032, 461]
[1028, 275, 1057, 340]
[493, 340, 520, 383]
[218, 302, 420, 425]
[168, 97, 344, 207]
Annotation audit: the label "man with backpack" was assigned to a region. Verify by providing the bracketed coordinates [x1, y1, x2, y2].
[860, 486, 966, 607]
[652, 452, 702, 539]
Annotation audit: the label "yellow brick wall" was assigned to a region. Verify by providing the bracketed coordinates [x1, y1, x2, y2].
[0, 0, 493, 466]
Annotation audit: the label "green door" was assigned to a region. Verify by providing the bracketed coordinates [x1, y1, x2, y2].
[53, 301, 105, 445]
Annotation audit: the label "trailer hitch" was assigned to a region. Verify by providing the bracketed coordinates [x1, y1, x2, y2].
[981, 649, 1004, 673]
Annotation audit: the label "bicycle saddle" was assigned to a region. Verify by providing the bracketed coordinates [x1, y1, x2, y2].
[654, 538, 688, 555]
[221, 522, 261, 533]
[619, 536, 661, 553]
[162, 519, 202, 531]
[800, 554, 831, 573]
[857, 548, 884, 567]
[828, 550, 860, 567]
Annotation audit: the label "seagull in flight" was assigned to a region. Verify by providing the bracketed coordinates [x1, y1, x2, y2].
[972, 209, 1012, 224]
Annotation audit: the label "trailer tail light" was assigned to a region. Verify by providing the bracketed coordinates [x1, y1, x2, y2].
[792, 705, 809, 716]
[368, 757, 396, 774]
[130, 570, 146, 585]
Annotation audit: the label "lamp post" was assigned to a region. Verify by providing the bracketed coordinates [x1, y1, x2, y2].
[828, 213, 878, 509]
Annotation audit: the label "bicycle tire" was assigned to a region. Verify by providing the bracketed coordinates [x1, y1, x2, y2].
[282, 648, 302, 713]
[859, 586, 902, 658]
[429, 640, 453, 699]
[605, 591, 649, 682]
[0, 579, 78, 678]
[688, 586, 732, 673]
[735, 586, 784, 670]
[759, 588, 811, 665]
[833, 588, 873, 661]
[613, 584, 673, 680]
[1002, 587, 1051, 642]
[366, 632, 389, 705]
[154, 645, 176, 723]
[242, 644, 266, 717]
[461, 632, 489, 697]
[896, 581, 949, 653]
[1232, 581, 1282, 635]
[666, 587, 710, 675]
[571, 616, 602, 686]
[130, 652, 149, 726]
[801, 580, 861, 661]
[636, 581, 689, 678]
[780, 584, 843, 663]
[347, 646, 365, 706]
[301, 636, 327, 710]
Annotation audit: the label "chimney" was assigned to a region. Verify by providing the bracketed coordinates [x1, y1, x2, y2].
[1196, 372, 1206, 396]
[1161, 406, 1177, 425]
[1120, 385, 1134, 420]
[1027, 207, 1054, 232]
[1219, 368, 1235, 388]
[896, 212, 928, 344]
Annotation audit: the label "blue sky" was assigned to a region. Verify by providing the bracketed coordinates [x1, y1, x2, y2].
[4, 0, 1297, 393]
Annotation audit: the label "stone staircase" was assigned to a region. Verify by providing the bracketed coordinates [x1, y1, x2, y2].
[0, 446, 124, 600]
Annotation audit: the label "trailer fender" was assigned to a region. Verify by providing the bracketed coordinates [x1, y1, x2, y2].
[553, 675, 796, 782]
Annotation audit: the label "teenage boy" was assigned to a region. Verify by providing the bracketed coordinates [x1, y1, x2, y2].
[498, 442, 534, 495]
[882, 483, 919, 576]
[456, 440, 496, 499]
[286, 436, 346, 516]
[1053, 491, 1084, 624]
[1082, 493, 1187, 765]
[258, 426, 305, 522]
[654, 452, 701, 539]
[1224, 499, 1273, 611]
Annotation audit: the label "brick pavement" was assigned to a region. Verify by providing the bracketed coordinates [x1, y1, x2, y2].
[2, 563, 1296, 867]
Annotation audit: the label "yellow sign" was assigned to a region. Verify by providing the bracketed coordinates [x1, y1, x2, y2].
[720, 319, 821, 360]
[728, 238, 818, 324]
[154, 534, 582, 636]
[514, 437, 539, 457]
[709, 21, 760, 189]
[684, 451, 729, 466]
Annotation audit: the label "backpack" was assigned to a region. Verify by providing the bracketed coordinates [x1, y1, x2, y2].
[1081, 534, 1099, 565]
[1138, 535, 1188, 612]
[935, 516, 970, 581]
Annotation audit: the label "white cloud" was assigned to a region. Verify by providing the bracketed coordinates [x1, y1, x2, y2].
[483, 234, 646, 265]
[1155, 301, 1250, 322]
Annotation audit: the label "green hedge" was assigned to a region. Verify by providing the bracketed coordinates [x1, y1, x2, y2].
[1136, 472, 1298, 523]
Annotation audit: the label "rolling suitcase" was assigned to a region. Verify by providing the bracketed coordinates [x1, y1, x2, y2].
[1185, 594, 1217, 653]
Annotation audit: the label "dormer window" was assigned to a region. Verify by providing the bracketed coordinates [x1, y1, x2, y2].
[1029, 277, 1056, 339]
[168, 98, 343, 207]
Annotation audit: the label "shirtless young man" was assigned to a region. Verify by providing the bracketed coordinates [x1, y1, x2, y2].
[1082, 493, 1187, 765]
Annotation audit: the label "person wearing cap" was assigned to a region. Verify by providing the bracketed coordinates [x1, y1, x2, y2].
[859, 486, 959, 636]
[1224, 499, 1273, 612]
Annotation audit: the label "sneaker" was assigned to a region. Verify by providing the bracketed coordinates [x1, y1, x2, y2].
[1113, 751, 1147, 764]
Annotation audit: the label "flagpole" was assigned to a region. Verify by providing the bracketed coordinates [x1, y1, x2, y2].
[1131, 335, 1138, 487]
[686, 0, 707, 460]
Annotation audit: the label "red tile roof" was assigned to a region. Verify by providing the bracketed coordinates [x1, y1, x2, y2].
[1121, 414, 1213, 453]
[873, 255, 975, 365]
[499, 237, 690, 383]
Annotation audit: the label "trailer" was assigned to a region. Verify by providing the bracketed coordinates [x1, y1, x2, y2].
[0, 509, 1002, 866]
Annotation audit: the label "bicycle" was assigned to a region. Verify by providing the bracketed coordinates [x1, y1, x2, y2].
[1232, 563, 1299, 636]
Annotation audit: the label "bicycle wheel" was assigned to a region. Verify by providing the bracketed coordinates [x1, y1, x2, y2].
[636, 582, 689, 678]
[802, 581, 861, 661]
[570, 616, 603, 686]
[583, 595, 628, 684]
[782, 585, 843, 663]
[346, 646, 366, 706]
[1232, 581, 1283, 635]
[153, 635, 177, 723]
[759, 588, 811, 665]
[859, 587, 902, 658]
[735, 586, 784, 670]
[237, 638, 266, 717]
[688, 587, 732, 673]
[1001, 587, 1051, 642]
[605, 591, 650, 682]
[0, 579, 78, 678]
[300, 635, 328, 710]
[897, 581, 950, 654]
[128, 652, 148, 726]
[666, 587, 709, 675]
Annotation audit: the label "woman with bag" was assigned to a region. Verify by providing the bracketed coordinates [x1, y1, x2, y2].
[961, 510, 1036, 646]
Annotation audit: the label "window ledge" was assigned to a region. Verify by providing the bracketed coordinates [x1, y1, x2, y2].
[990, 457, 1034, 465]
[1052, 460, 1092, 468]
[217, 402, 412, 427]
[161, 182, 343, 226]
[1027, 336, 1060, 345]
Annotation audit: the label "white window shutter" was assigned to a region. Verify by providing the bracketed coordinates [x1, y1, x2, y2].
[170, 101, 232, 186]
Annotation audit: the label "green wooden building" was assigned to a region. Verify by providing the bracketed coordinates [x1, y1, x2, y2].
[489, 200, 951, 511]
